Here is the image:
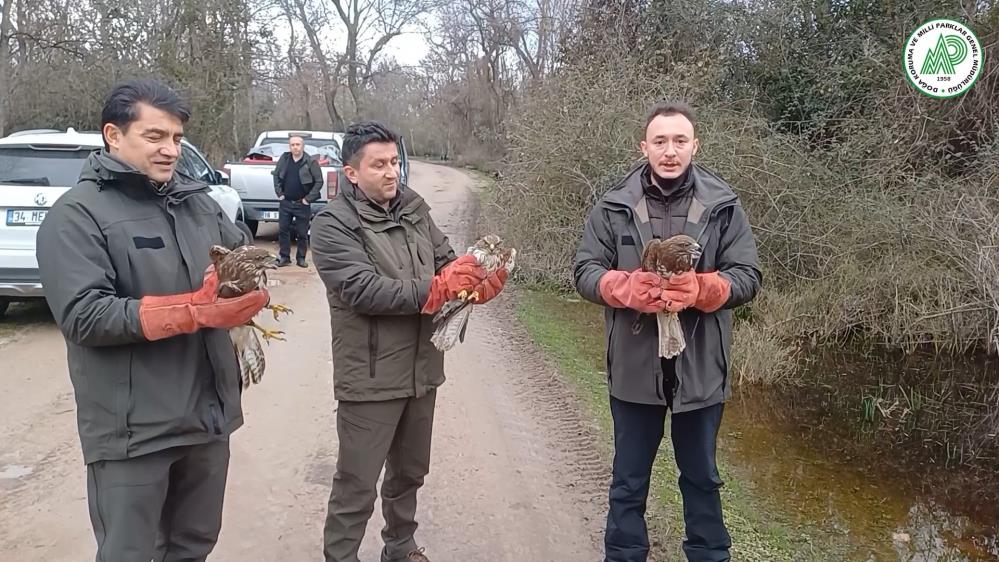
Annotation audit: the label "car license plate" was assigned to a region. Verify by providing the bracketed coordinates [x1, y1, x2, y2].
[6, 209, 47, 226]
[262, 211, 279, 220]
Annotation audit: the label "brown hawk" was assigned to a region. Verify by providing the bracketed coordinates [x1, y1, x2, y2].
[430, 234, 517, 352]
[210, 245, 293, 389]
[639, 234, 702, 358]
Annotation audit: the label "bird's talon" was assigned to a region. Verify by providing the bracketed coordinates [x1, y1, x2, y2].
[266, 303, 293, 320]
[249, 320, 286, 344]
[457, 289, 469, 301]
[469, 291, 480, 302]
[260, 329, 286, 344]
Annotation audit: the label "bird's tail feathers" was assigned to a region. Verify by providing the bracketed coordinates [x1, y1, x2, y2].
[231, 325, 266, 390]
[431, 304, 474, 352]
[657, 311, 686, 359]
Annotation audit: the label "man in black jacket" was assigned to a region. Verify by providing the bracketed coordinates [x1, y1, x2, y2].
[273, 135, 324, 268]
[574, 101, 762, 562]
[36, 78, 269, 562]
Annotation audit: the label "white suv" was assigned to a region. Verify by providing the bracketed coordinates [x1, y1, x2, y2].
[0, 128, 248, 318]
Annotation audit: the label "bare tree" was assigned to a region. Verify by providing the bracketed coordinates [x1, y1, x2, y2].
[329, 0, 435, 115]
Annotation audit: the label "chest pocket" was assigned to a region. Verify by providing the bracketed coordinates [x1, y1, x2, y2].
[402, 213, 434, 279]
[610, 211, 642, 272]
[106, 215, 187, 297]
[362, 221, 414, 279]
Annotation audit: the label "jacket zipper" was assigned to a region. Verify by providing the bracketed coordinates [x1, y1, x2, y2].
[369, 318, 379, 378]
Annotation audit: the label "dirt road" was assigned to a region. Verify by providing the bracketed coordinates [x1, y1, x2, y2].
[0, 161, 607, 561]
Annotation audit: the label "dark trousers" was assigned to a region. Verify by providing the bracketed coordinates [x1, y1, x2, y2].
[605, 395, 731, 562]
[86, 440, 230, 562]
[323, 391, 437, 562]
[278, 199, 311, 261]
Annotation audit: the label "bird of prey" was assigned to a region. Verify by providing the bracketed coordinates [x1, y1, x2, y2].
[430, 234, 517, 352]
[639, 234, 702, 359]
[210, 244, 293, 389]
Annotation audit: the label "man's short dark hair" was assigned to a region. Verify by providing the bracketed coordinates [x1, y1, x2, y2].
[645, 101, 697, 135]
[341, 121, 398, 167]
[101, 78, 191, 147]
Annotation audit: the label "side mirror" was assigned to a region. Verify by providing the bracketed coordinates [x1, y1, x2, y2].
[215, 170, 230, 185]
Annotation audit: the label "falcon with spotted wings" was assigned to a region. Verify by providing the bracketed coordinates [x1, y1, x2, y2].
[640, 234, 701, 359]
[210, 245, 293, 389]
[430, 234, 516, 352]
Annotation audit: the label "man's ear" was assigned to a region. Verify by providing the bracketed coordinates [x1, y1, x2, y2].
[692, 138, 700, 158]
[103, 123, 122, 151]
[343, 164, 359, 184]
[639, 140, 649, 160]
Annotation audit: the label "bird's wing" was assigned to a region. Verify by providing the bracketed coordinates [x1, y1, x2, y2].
[230, 325, 266, 389]
[503, 248, 517, 273]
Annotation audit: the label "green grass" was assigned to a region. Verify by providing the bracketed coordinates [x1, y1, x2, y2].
[515, 288, 851, 561]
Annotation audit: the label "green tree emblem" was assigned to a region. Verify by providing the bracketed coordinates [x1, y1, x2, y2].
[921, 34, 968, 74]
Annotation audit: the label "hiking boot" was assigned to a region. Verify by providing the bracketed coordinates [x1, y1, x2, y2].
[380, 547, 430, 562]
[406, 548, 430, 562]
[274, 257, 291, 267]
[296, 258, 309, 268]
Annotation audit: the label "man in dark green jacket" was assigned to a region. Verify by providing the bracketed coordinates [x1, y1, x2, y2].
[312, 121, 508, 562]
[36, 79, 268, 562]
[574, 102, 762, 562]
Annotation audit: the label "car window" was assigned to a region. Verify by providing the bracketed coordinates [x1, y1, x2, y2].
[178, 144, 215, 183]
[261, 137, 339, 150]
[0, 147, 95, 187]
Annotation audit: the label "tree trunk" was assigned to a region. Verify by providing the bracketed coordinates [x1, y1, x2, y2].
[0, 0, 15, 136]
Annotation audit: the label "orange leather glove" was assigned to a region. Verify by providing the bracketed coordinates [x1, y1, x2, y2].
[139, 266, 270, 341]
[469, 269, 509, 304]
[598, 270, 667, 314]
[693, 271, 731, 313]
[662, 271, 700, 313]
[421, 255, 487, 314]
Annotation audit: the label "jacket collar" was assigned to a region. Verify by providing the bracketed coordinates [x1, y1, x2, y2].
[80, 150, 208, 201]
[602, 161, 739, 248]
[343, 181, 426, 224]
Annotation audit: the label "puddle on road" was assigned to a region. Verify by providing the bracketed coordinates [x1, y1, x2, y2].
[0, 464, 33, 479]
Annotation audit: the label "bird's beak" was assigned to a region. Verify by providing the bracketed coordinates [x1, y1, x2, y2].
[691, 243, 703, 261]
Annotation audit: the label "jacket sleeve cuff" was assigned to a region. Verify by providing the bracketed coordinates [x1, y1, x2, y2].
[414, 278, 432, 309]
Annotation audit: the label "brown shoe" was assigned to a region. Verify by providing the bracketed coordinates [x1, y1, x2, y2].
[407, 547, 430, 562]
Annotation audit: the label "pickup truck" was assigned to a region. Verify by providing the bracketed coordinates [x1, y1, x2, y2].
[223, 130, 410, 237]
[0, 128, 248, 318]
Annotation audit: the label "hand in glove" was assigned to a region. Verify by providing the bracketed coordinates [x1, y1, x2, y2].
[139, 266, 269, 341]
[598, 270, 667, 314]
[421, 255, 488, 314]
[692, 271, 731, 313]
[662, 271, 700, 313]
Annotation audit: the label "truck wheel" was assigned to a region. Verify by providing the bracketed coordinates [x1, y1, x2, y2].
[0, 298, 9, 320]
[236, 221, 254, 242]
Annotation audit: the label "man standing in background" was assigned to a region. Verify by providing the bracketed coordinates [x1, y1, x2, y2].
[273, 135, 324, 268]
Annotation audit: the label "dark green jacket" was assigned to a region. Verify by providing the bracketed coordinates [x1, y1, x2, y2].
[311, 183, 457, 401]
[272, 152, 324, 202]
[36, 151, 248, 464]
[574, 162, 762, 411]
